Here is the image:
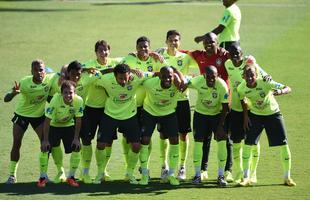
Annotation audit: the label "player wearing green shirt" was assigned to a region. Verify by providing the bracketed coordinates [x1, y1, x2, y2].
[156, 30, 198, 181]
[195, 0, 241, 51]
[4, 60, 55, 184]
[237, 65, 296, 187]
[139, 66, 182, 186]
[93, 64, 149, 184]
[79, 40, 121, 184]
[38, 80, 84, 187]
[188, 66, 229, 187]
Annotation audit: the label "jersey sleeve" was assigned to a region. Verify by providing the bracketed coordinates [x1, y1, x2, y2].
[45, 95, 57, 119]
[220, 8, 233, 27]
[237, 81, 246, 100]
[74, 96, 84, 118]
[268, 80, 285, 90]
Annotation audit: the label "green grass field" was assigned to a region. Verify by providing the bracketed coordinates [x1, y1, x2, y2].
[0, 0, 310, 199]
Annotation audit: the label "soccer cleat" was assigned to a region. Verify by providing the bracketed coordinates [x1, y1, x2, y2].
[217, 175, 228, 187]
[67, 176, 79, 187]
[238, 178, 251, 187]
[104, 173, 112, 182]
[250, 172, 257, 184]
[167, 175, 180, 186]
[234, 171, 243, 183]
[201, 170, 208, 181]
[284, 178, 296, 187]
[93, 174, 104, 184]
[160, 167, 169, 183]
[37, 177, 48, 188]
[192, 175, 202, 184]
[81, 173, 92, 184]
[54, 168, 66, 183]
[128, 175, 139, 185]
[177, 167, 186, 181]
[224, 171, 234, 183]
[139, 174, 149, 185]
[6, 175, 17, 184]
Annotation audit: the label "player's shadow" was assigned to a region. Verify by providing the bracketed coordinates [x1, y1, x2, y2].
[92, 0, 192, 6]
[0, 8, 86, 12]
[0, 178, 240, 196]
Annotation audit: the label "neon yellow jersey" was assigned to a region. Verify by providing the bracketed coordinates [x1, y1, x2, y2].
[161, 49, 198, 100]
[122, 55, 165, 107]
[83, 58, 121, 108]
[237, 79, 285, 116]
[96, 73, 150, 120]
[225, 56, 268, 112]
[143, 77, 179, 116]
[188, 75, 229, 115]
[46, 93, 84, 127]
[219, 3, 241, 43]
[15, 73, 56, 117]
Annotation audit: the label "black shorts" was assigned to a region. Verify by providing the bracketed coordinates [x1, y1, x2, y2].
[141, 110, 178, 139]
[11, 113, 45, 131]
[97, 113, 141, 144]
[193, 111, 228, 141]
[49, 126, 75, 154]
[157, 100, 191, 134]
[229, 110, 245, 142]
[118, 106, 143, 134]
[245, 112, 288, 147]
[80, 106, 105, 141]
[220, 41, 240, 52]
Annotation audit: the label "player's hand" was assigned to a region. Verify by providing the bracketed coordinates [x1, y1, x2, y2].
[149, 52, 164, 63]
[243, 114, 251, 131]
[273, 89, 283, 96]
[41, 140, 50, 152]
[71, 138, 81, 151]
[12, 81, 20, 95]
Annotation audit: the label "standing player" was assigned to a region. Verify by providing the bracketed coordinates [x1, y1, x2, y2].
[94, 64, 150, 184]
[156, 30, 198, 181]
[80, 40, 121, 184]
[187, 66, 230, 186]
[38, 80, 84, 187]
[4, 59, 55, 184]
[139, 66, 183, 186]
[237, 65, 296, 187]
[195, 0, 241, 50]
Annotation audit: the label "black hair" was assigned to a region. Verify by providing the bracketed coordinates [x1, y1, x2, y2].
[67, 60, 82, 73]
[113, 63, 131, 76]
[136, 36, 150, 45]
[31, 59, 44, 69]
[95, 40, 110, 52]
[166, 30, 181, 40]
[61, 80, 76, 93]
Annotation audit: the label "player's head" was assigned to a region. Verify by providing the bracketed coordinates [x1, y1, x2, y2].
[223, 0, 237, 8]
[203, 32, 219, 55]
[159, 66, 174, 89]
[67, 60, 82, 83]
[229, 43, 243, 65]
[243, 64, 258, 88]
[204, 65, 218, 87]
[31, 59, 46, 84]
[95, 40, 110, 62]
[114, 63, 131, 87]
[136, 36, 150, 61]
[61, 80, 76, 104]
[166, 30, 181, 50]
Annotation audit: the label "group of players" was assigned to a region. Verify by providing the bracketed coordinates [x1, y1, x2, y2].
[4, 0, 296, 188]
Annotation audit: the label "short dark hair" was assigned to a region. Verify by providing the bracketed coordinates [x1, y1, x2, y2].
[31, 59, 44, 69]
[205, 65, 217, 74]
[61, 80, 76, 93]
[67, 60, 82, 73]
[228, 43, 242, 54]
[166, 30, 181, 40]
[113, 63, 130, 76]
[136, 36, 150, 45]
[95, 40, 110, 52]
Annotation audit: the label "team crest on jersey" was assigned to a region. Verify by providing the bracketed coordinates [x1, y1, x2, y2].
[44, 86, 49, 92]
[216, 58, 222, 66]
[147, 66, 153, 72]
[46, 107, 54, 114]
[259, 91, 266, 98]
[127, 85, 133, 90]
[170, 92, 175, 97]
[212, 92, 218, 98]
[69, 108, 75, 114]
[177, 60, 183, 66]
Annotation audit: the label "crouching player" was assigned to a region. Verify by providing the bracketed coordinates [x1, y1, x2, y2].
[188, 65, 230, 187]
[237, 64, 296, 187]
[38, 80, 84, 187]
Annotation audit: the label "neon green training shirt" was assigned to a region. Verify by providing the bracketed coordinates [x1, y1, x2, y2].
[45, 93, 84, 127]
[219, 3, 241, 43]
[188, 75, 229, 115]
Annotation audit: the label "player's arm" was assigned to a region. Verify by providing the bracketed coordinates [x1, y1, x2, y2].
[4, 81, 20, 102]
[100, 68, 114, 75]
[41, 118, 51, 152]
[241, 100, 251, 131]
[216, 102, 229, 139]
[72, 117, 82, 151]
[194, 24, 225, 43]
[273, 85, 291, 96]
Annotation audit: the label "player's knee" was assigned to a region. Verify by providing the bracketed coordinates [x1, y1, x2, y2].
[141, 137, 150, 145]
[169, 137, 179, 145]
[131, 143, 140, 153]
[82, 138, 92, 146]
[96, 142, 105, 150]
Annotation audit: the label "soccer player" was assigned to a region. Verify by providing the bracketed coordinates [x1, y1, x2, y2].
[225, 44, 270, 183]
[237, 64, 296, 187]
[139, 66, 183, 186]
[4, 59, 55, 184]
[156, 30, 198, 181]
[187, 65, 229, 186]
[195, 0, 241, 51]
[93, 63, 150, 184]
[79, 40, 121, 184]
[38, 80, 84, 187]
